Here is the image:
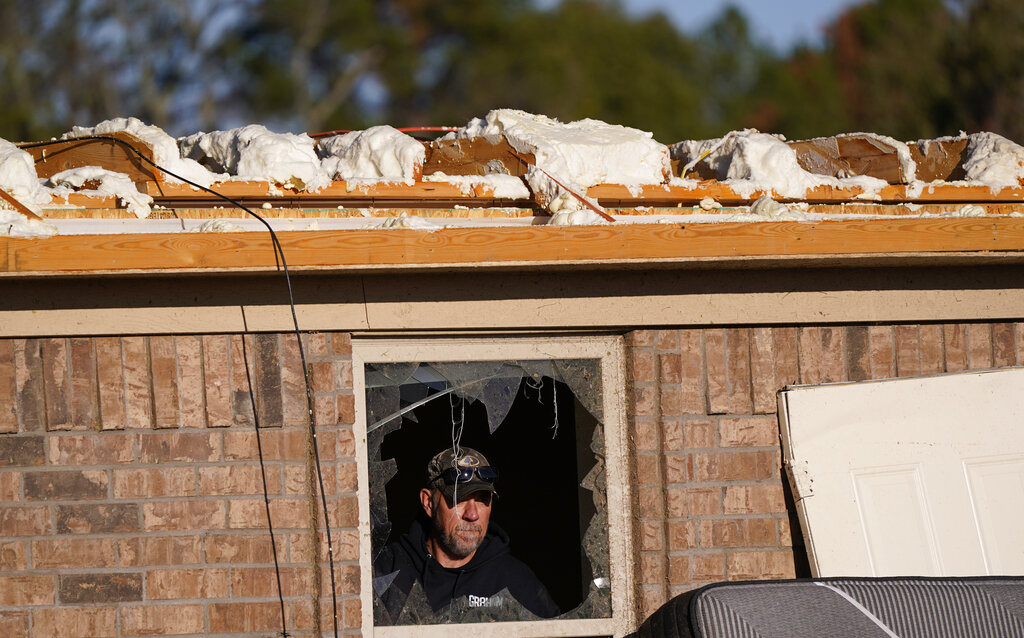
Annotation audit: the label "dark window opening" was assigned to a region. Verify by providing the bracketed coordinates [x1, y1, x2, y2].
[365, 359, 611, 625]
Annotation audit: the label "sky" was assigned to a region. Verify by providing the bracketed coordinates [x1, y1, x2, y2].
[622, 0, 865, 51]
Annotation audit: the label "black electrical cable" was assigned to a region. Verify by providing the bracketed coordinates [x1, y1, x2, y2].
[20, 136, 341, 638]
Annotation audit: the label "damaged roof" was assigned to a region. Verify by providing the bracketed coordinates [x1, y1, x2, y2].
[2, 109, 1024, 275]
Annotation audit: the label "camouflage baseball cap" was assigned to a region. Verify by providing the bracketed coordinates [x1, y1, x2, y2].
[426, 447, 498, 502]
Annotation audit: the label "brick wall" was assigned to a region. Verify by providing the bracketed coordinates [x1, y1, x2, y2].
[0, 333, 358, 637]
[626, 321, 1024, 621]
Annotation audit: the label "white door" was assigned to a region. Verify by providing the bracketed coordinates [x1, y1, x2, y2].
[778, 367, 1024, 577]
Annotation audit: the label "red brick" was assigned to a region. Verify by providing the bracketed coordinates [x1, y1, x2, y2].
[224, 429, 305, 462]
[146, 568, 230, 599]
[662, 419, 684, 451]
[692, 553, 725, 581]
[639, 520, 663, 551]
[340, 563, 360, 595]
[919, 324, 944, 374]
[894, 325, 921, 376]
[0, 505, 50, 536]
[0, 471, 17, 501]
[113, 467, 195, 499]
[122, 337, 154, 429]
[118, 536, 201, 567]
[14, 339, 46, 431]
[679, 330, 705, 413]
[749, 327, 776, 414]
[967, 323, 994, 369]
[24, 470, 107, 500]
[685, 419, 716, 449]
[724, 485, 787, 515]
[229, 334, 256, 427]
[705, 329, 728, 414]
[228, 497, 306, 529]
[120, 604, 204, 635]
[336, 360, 354, 392]
[95, 338, 126, 430]
[637, 486, 662, 518]
[33, 608, 116, 638]
[640, 553, 665, 585]
[176, 336, 206, 428]
[772, 328, 799, 387]
[660, 383, 683, 417]
[280, 335, 308, 427]
[667, 487, 721, 517]
[310, 361, 334, 393]
[337, 426, 356, 458]
[0, 436, 44, 467]
[844, 326, 870, 382]
[719, 416, 779, 447]
[943, 324, 968, 372]
[49, 433, 134, 465]
[332, 332, 353, 356]
[632, 385, 656, 417]
[778, 518, 794, 546]
[0, 574, 54, 605]
[710, 519, 776, 548]
[303, 333, 330, 357]
[202, 335, 232, 428]
[205, 533, 275, 564]
[231, 566, 313, 597]
[339, 529, 360, 562]
[797, 327, 822, 384]
[150, 336, 180, 429]
[657, 329, 679, 351]
[725, 329, 753, 413]
[668, 520, 695, 550]
[633, 419, 658, 452]
[139, 431, 220, 463]
[635, 454, 661, 486]
[692, 451, 775, 482]
[209, 602, 283, 633]
[664, 453, 690, 484]
[631, 351, 655, 383]
[337, 462, 358, 494]
[869, 326, 896, 379]
[337, 393, 355, 424]
[69, 338, 100, 429]
[343, 598, 362, 630]
[60, 572, 142, 603]
[626, 333, 651, 350]
[313, 393, 337, 426]
[41, 338, 72, 430]
[33, 538, 116, 569]
[198, 465, 279, 496]
[819, 327, 845, 383]
[726, 550, 796, 580]
[143, 500, 224, 531]
[993, 323, 1016, 367]
[667, 555, 690, 584]
[56, 504, 138, 534]
[0, 611, 27, 637]
[0, 340, 18, 432]
[0, 540, 26, 569]
[1017, 323, 1024, 365]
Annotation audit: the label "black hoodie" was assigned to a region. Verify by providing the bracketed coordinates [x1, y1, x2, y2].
[372, 516, 560, 623]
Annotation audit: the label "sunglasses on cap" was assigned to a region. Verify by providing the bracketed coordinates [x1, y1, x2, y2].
[431, 466, 499, 485]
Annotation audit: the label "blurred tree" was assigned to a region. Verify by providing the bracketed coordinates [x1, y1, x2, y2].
[3, 0, 1024, 144]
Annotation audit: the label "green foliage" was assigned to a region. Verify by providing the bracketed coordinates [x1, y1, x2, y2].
[1, 0, 1022, 144]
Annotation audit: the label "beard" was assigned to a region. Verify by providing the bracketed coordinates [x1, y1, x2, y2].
[433, 518, 485, 560]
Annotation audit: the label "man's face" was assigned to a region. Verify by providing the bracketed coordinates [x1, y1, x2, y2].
[422, 488, 493, 563]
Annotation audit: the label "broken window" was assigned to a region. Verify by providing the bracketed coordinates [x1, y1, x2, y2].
[354, 339, 631, 635]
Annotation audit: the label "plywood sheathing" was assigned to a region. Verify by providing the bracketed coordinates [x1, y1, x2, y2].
[18, 132, 163, 184]
[674, 134, 972, 185]
[422, 136, 535, 177]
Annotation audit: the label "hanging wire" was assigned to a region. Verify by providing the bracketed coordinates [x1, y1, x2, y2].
[16, 136, 340, 638]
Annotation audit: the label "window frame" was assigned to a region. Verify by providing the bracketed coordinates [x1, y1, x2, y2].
[353, 336, 635, 637]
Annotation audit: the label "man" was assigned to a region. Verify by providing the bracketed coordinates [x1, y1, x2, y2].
[372, 446, 560, 623]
